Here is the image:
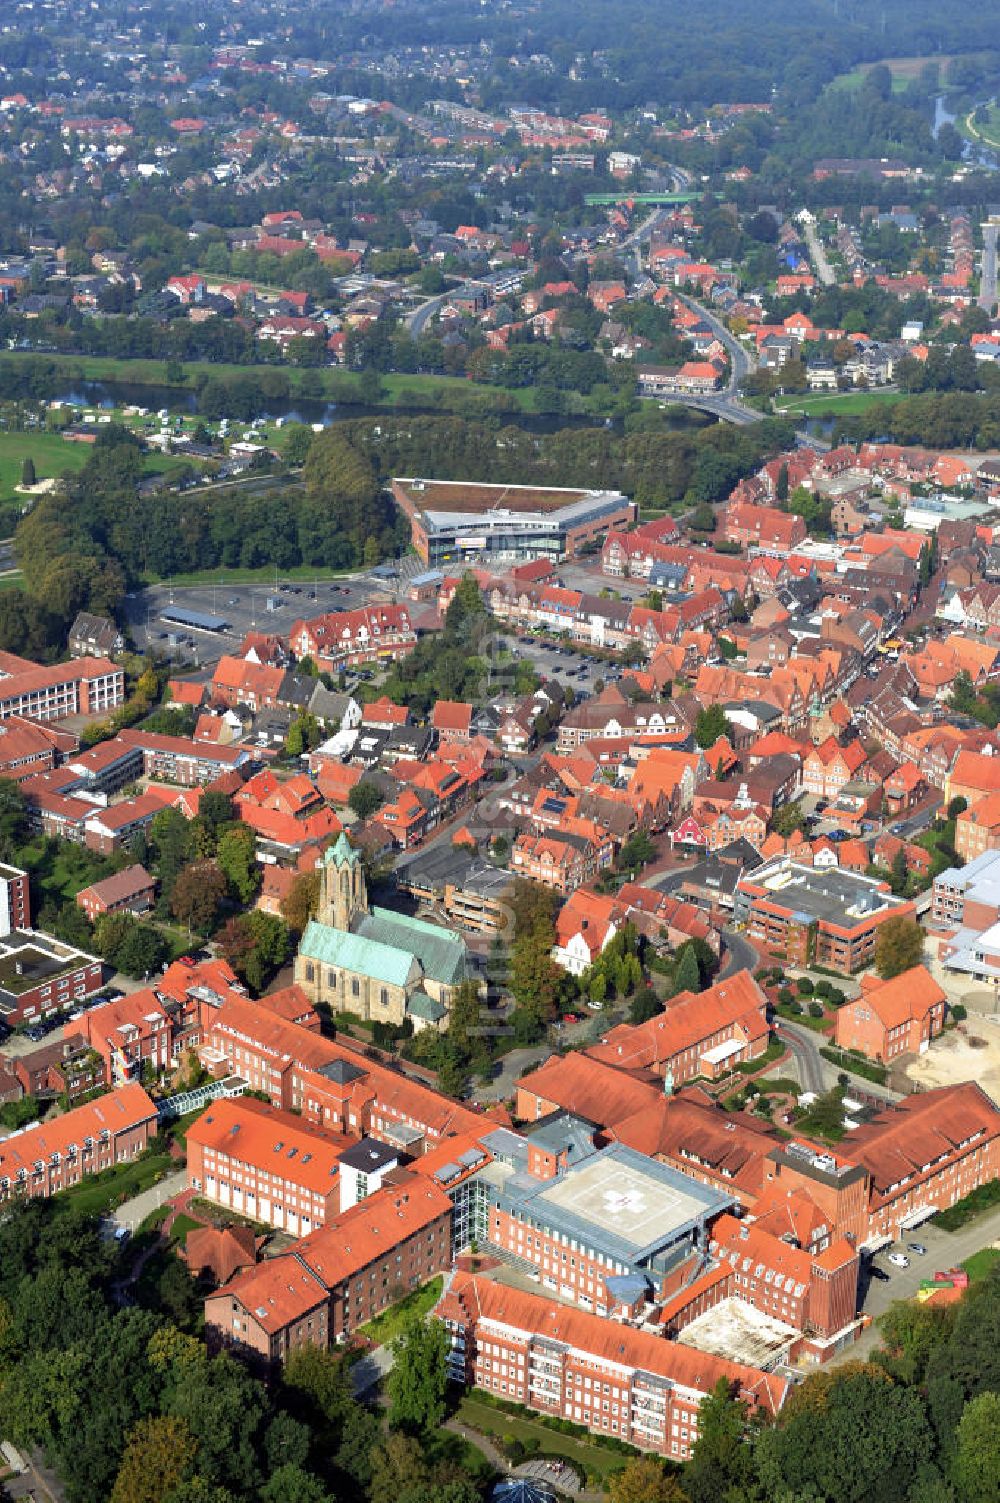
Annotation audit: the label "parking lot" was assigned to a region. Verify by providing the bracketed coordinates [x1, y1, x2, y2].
[508, 635, 623, 699]
[857, 1207, 1000, 1321]
[121, 572, 389, 668]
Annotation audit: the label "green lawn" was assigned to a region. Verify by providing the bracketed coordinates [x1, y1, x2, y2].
[169, 1212, 201, 1246]
[827, 55, 951, 93]
[60, 1149, 174, 1218]
[0, 426, 199, 511]
[828, 68, 869, 92]
[357, 1276, 444, 1346]
[0, 349, 621, 424]
[162, 1107, 204, 1150]
[962, 1248, 1000, 1281]
[140, 561, 359, 588]
[963, 104, 1000, 151]
[773, 390, 909, 418]
[0, 428, 93, 500]
[2, 350, 538, 414]
[455, 1395, 633, 1483]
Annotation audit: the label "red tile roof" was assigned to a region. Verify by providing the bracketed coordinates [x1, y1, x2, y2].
[439, 1272, 788, 1414]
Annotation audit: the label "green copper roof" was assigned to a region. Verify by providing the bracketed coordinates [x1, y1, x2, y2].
[324, 832, 360, 868]
[407, 990, 447, 1022]
[357, 906, 467, 987]
[299, 920, 418, 988]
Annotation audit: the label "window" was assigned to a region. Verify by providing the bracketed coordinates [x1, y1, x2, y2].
[327, 969, 337, 988]
[352, 979, 360, 998]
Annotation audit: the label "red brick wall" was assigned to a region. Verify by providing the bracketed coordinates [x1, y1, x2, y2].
[807, 1257, 859, 1339]
[867, 1130, 1000, 1240]
[7, 959, 103, 1026]
[331, 1209, 452, 1338]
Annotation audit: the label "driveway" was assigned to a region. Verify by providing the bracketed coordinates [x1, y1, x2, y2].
[112, 1169, 188, 1233]
[720, 928, 758, 979]
[828, 1205, 1000, 1366]
[475, 1046, 554, 1103]
[772, 1020, 831, 1096]
[351, 1342, 395, 1395]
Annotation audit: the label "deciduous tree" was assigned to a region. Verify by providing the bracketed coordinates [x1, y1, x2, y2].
[111, 1416, 198, 1503]
[608, 1457, 689, 1503]
[387, 1316, 450, 1432]
[171, 861, 227, 936]
[874, 915, 924, 980]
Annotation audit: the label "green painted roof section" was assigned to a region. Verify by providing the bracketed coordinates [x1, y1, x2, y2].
[324, 832, 360, 868]
[408, 990, 447, 1022]
[299, 920, 418, 987]
[358, 906, 467, 986]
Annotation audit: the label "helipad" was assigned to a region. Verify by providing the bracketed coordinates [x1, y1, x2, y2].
[537, 1152, 712, 1257]
[497, 1141, 734, 1275]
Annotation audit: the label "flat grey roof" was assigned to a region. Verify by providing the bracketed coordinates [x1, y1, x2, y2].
[742, 857, 903, 927]
[422, 492, 630, 535]
[501, 1143, 732, 1268]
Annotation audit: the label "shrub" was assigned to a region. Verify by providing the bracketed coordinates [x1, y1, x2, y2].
[815, 979, 833, 999]
[778, 986, 794, 1005]
[808, 1001, 824, 1018]
[828, 987, 847, 1006]
[797, 977, 814, 996]
[819, 1045, 887, 1085]
[935, 1179, 1000, 1231]
[951, 1003, 967, 1022]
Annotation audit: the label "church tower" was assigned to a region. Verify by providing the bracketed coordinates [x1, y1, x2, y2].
[319, 832, 368, 933]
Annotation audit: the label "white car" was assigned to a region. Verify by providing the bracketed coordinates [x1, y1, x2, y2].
[887, 1252, 909, 1269]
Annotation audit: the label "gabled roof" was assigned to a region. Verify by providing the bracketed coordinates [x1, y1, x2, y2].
[855, 964, 945, 1029]
[438, 1272, 788, 1413]
[518, 1052, 660, 1129]
[296, 1173, 452, 1286]
[299, 920, 420, 988]
[209, 1254, 328, 1333]
[586, 970, 768, 1073]
[846, 1082, 1000, 1198]
[76, 863, 154, 908]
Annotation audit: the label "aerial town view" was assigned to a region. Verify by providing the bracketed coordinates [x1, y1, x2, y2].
[4, 0, 1000, 1501]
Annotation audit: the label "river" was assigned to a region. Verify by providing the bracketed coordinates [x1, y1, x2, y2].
[47, 376, 658, 436]
[933, 92, 998, 168]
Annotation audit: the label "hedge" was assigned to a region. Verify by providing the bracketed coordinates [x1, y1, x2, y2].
[819, 1045, 888, 1086]
[463, 1389, 641, 1457]
[935, 1180, 1000, 1231]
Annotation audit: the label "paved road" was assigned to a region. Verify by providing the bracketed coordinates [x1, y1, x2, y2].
[112, 1169, 187, 1233]
[675, 291, 756, 393]
[406, 291, 449, 340]
[889, 794, 943, 841]
[774, 1019, 829, 1095]
[981, 222, 999, 314]
[122, 570, 380, 668]
[802, 217, 836, 287]
[719, 928, 759, 980]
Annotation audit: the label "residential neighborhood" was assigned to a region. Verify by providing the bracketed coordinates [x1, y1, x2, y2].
[1, 2, 1000, 1503]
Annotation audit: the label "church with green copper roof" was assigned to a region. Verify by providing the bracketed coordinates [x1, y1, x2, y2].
[293, 833, 469, 1031]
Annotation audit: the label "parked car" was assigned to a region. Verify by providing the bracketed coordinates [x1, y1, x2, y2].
[888, 1252, 910, 1269]
[907, 1242, 927, 1256]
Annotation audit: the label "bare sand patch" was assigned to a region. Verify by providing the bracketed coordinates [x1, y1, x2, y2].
[904, 1018, 1000, 1104]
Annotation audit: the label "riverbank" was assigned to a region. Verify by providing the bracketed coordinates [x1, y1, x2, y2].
[772, 389, 908, 418]
[0, 349, 632, 425]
